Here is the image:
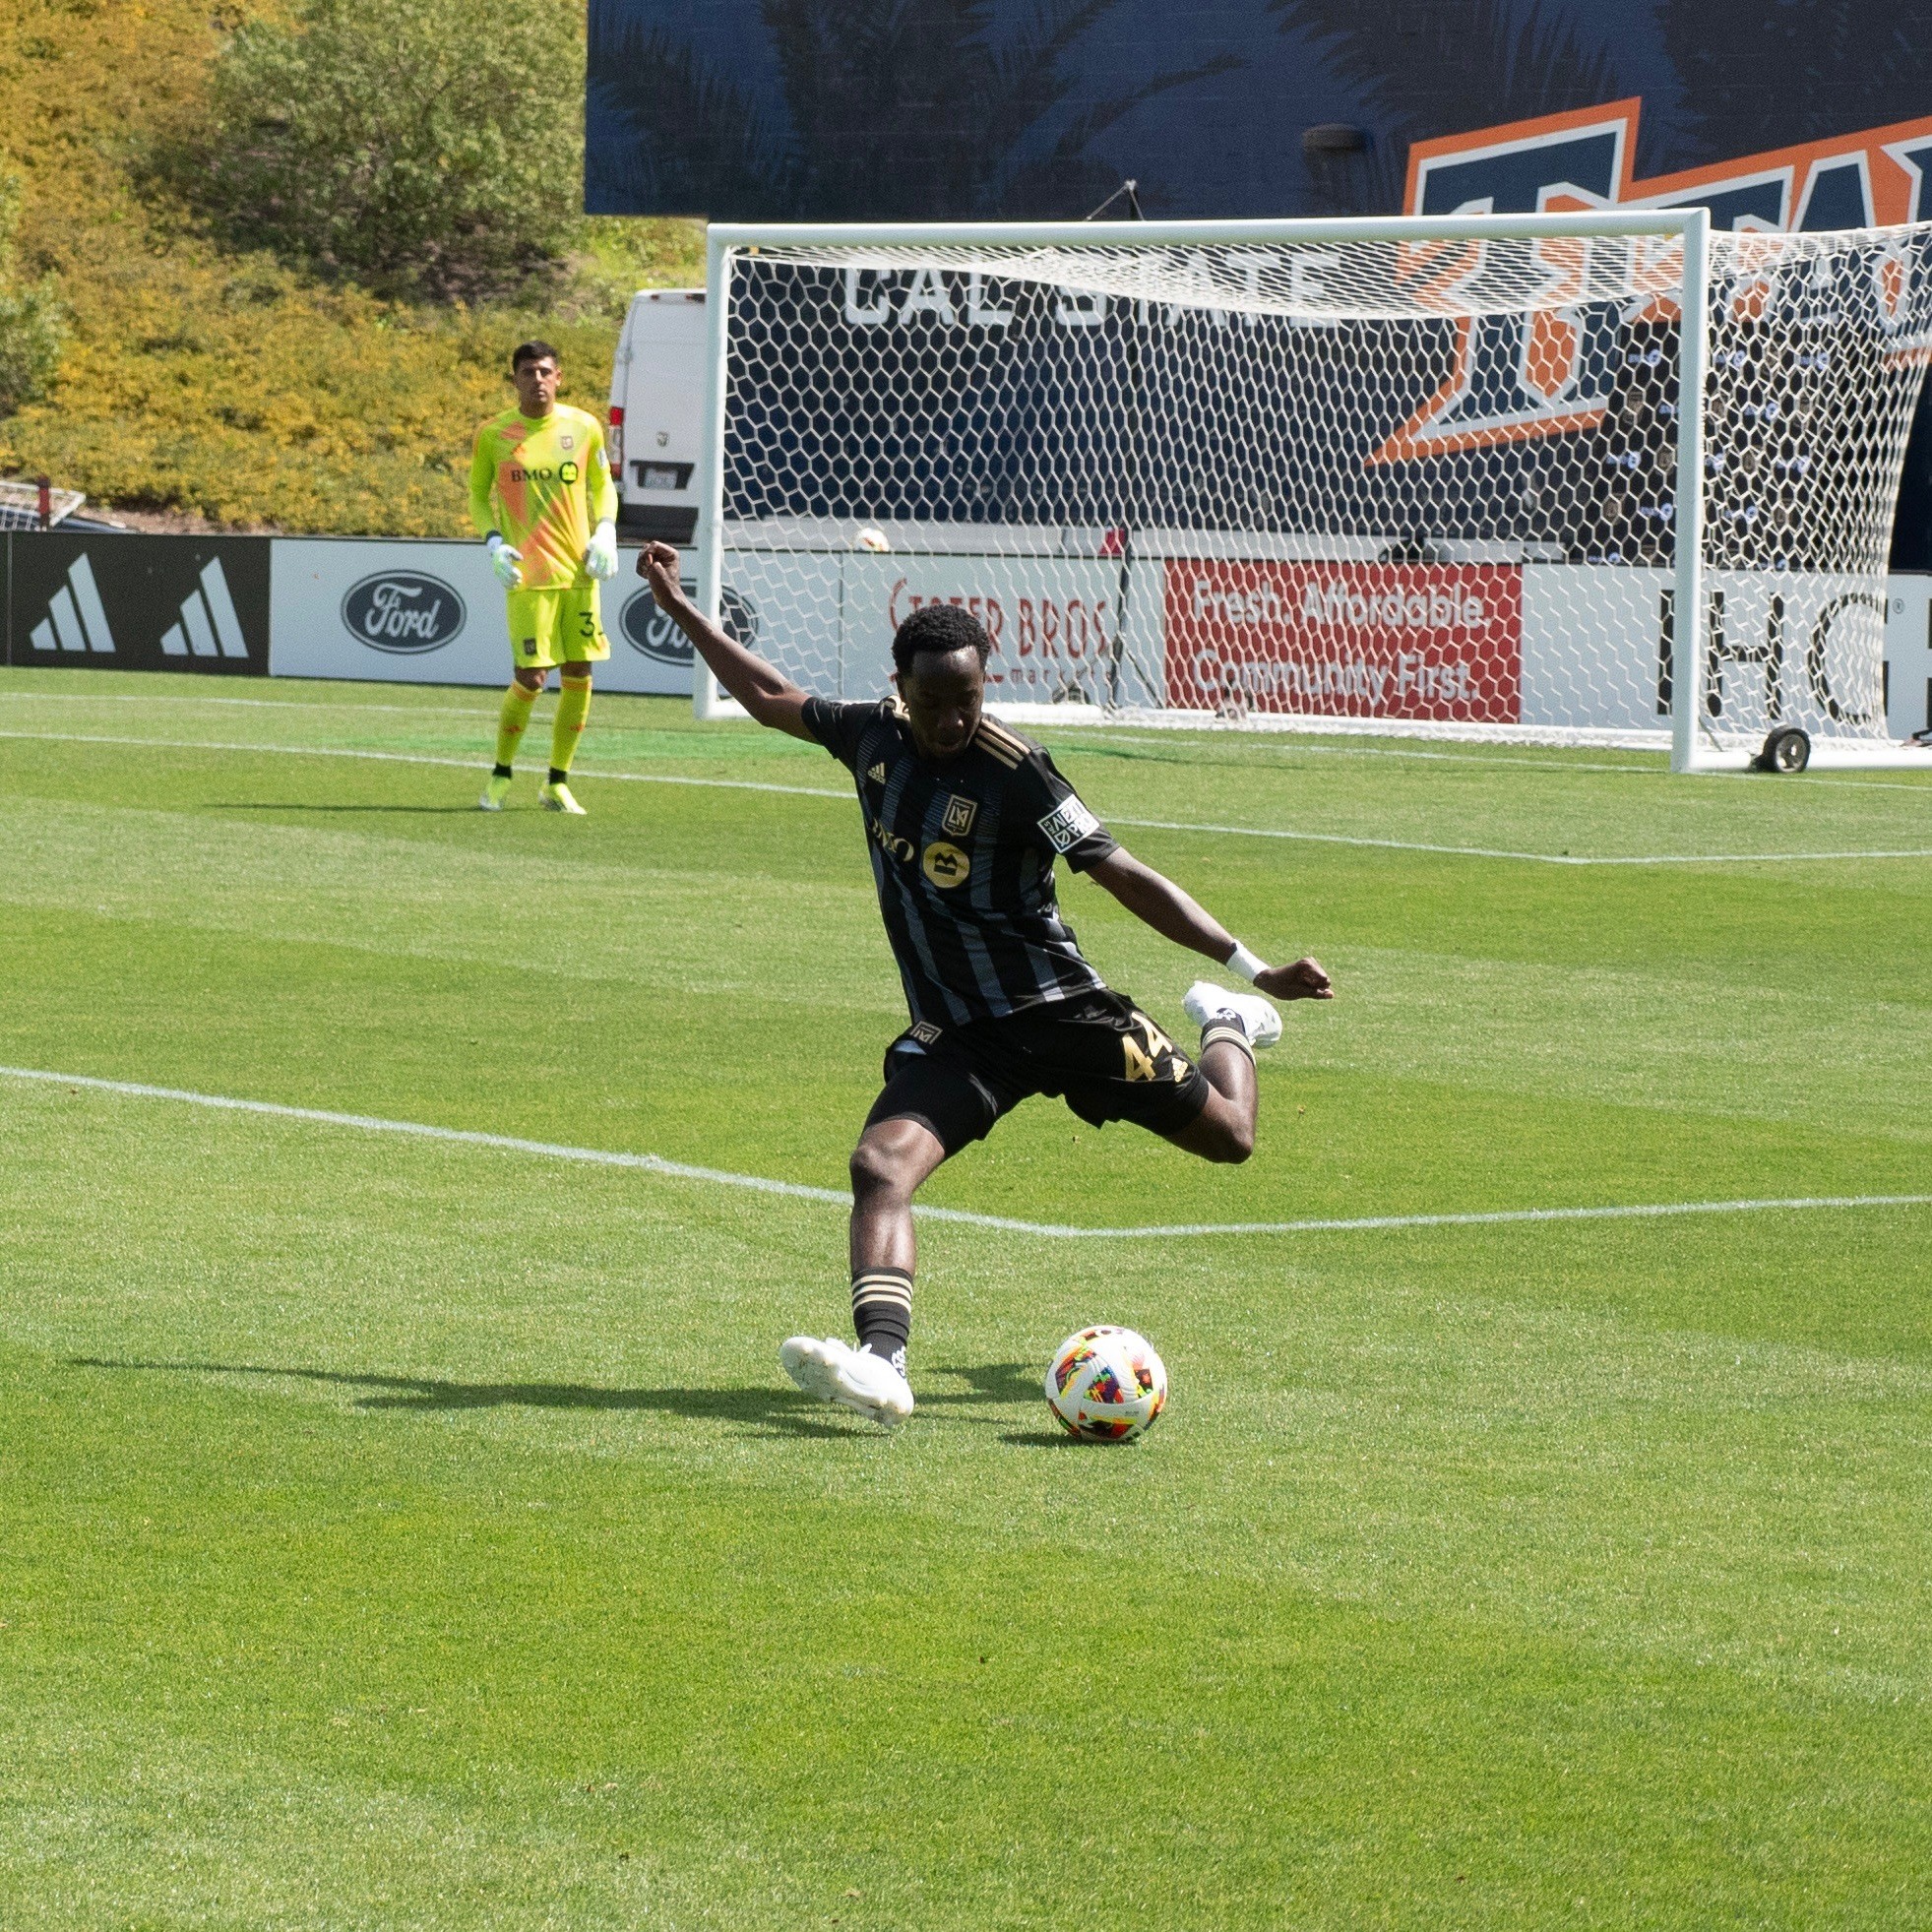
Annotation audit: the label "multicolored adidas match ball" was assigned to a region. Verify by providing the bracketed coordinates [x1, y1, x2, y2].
[1043, 1326, 1167, 1442]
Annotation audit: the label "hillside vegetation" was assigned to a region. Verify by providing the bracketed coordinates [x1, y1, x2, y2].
[0, 0, 702, 533]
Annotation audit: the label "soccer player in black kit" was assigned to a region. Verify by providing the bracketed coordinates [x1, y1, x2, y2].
[640, 541, 1333, 1427]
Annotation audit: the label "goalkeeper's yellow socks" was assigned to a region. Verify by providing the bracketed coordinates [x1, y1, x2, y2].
[549, 676, 592, 782]
[494, 681, 539, 774]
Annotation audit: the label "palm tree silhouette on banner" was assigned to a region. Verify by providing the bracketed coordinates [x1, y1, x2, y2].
[1268, 0, 1633, 213]
[588, 0, 1238, 220]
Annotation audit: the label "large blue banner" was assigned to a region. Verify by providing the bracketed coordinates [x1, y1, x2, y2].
[587, 0, 1932, 223]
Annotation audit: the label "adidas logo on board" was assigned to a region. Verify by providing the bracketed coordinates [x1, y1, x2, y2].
[160, 559, 250, 659]
[30, 554, 115, 654]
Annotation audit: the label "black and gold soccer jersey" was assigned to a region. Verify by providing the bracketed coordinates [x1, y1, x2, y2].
[801, 698, 1119, 1027]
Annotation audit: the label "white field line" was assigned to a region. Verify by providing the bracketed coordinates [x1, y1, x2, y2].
[7, 725, 1930, 866]
[5, 1065, 1929, 1242]
[0, 689, 502, 721]
[8, 689, 1931, 790]
[0, 728, 846, 802]
[1, 689, 1666, 769]
[1099, 812, 1932, 865]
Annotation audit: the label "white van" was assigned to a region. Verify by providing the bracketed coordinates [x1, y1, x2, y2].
[606, 288, 707, 546]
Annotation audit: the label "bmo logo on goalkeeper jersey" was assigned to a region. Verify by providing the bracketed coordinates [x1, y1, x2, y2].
[1166, 562, 1523, 721]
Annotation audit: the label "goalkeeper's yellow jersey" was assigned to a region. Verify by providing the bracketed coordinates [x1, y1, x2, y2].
[468, 404, 617, 592]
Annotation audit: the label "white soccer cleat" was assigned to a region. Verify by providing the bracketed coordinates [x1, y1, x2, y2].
[1183, 979, 1282, 1049]
[779, 1335, 914, 1430]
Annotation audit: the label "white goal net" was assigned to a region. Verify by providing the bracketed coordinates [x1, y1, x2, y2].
[699, 215, 1932, 769]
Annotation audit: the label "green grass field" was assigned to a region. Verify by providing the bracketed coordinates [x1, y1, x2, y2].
[2, 664, 1930, 1929]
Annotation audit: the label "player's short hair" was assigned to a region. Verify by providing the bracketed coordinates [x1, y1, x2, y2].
[892, 603, 991, 677]
[510, 340, 561, 372]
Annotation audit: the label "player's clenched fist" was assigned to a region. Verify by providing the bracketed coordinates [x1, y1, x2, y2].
[639, 538, 685, 608]
[1256, 957, 1334, 1001]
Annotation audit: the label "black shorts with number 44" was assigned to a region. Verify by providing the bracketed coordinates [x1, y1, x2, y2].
[866, 988, 1212, 1156]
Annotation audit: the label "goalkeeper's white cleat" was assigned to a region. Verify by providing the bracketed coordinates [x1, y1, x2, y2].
[538, 780, 587, 816]
[1183, 980, 1282, 1049]
[779, 1335, 914, 1430]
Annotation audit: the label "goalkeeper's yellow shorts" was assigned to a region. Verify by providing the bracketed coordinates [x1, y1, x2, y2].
[506, 581, 609, 670]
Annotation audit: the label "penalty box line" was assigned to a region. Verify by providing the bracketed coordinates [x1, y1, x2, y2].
[7, 728, 1932, 867]
[4, 1065, 1928, 1242]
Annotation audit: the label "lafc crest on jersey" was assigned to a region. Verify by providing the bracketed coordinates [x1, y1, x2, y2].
[942, 793, 977, 837]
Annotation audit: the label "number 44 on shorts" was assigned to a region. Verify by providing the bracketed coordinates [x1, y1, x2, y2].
[1122, 1012, 1184, 1083]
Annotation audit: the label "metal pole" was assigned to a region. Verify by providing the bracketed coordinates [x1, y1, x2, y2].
[1671, 208, 1711, 774]
[693, 229, 733, 721]
[1110, 278, 1148, 709]
[708, 210, 1709, 252]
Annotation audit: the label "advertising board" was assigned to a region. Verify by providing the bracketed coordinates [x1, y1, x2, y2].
[1161, 559, 1523, 720]
[10, 534, 270, 675]
[269, 539, 692, 694]
[836, 555, 1162, 707]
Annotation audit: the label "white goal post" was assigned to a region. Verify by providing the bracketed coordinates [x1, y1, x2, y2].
[691, 211, 1932, 772]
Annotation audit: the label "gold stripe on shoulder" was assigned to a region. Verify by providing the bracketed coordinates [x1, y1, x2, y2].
[973, 718, 1027, 765]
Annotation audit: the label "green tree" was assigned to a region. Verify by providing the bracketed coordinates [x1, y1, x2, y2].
[0, 171, 65, 412]
[185, 0, 584, 295]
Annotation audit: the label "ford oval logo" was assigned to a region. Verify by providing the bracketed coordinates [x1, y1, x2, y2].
[342, 571, 467, 654]
[619, 580, 756, 665]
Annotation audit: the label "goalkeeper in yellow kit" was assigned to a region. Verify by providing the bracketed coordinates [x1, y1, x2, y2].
[470, 340, 619, 815]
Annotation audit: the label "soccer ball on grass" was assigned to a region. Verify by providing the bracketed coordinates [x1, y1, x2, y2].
[1043, 1326, 1167, 1441]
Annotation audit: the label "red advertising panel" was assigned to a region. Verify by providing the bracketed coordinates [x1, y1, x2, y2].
[1162, 561, 1523, 720]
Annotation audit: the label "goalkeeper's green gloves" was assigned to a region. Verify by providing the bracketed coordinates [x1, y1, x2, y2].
[584, 519, 619, 581]
[485, 532, 523, 589]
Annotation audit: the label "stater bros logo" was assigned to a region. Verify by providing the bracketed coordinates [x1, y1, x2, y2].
[342, 571, 466, 653]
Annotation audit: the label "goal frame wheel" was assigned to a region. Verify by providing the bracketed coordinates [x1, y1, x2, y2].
[1753, 726, 1811, 774]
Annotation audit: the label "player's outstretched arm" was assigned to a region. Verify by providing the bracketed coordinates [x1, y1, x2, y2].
[1087, 848, 1333, 1001]
[639, 541, 814, 741]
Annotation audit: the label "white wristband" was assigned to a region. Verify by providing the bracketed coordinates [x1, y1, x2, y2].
[1226, 941, 1269, 984]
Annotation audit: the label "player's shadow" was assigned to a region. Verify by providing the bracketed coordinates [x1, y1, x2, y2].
[924, 1361, 1037, 1407]
[204, 803, 479, 816]
[68, 1358, 852, 1441]
[75, 1357, 1064, 1442]
[935, 1362, 1120, 1447]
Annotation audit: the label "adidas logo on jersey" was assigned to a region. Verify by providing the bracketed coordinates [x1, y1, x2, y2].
[867, 762, 888, 783]
[29, 553, 115, 654]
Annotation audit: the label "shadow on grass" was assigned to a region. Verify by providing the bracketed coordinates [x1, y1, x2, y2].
[999, 1429, 1109, 1448]
[71, 1357, 849, 1440]
[204, 803, 480, 816]
[69, 1357, 1045, 1439]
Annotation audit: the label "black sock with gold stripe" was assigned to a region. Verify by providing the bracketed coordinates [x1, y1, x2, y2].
[851, 1269, 912, 1376]
[1198, 1018, 1256, 1062]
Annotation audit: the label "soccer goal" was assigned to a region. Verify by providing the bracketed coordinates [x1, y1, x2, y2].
[690, 211, 1932, 772]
